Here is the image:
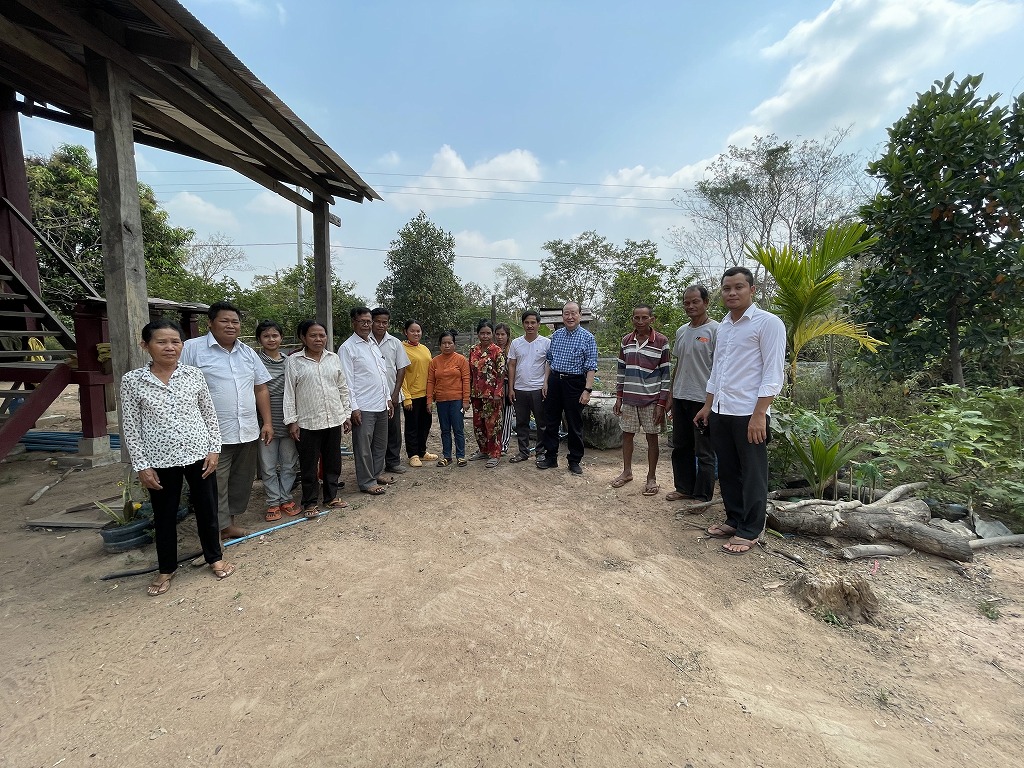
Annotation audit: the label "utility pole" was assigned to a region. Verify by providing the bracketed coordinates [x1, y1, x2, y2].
[295, 185, 303, 309]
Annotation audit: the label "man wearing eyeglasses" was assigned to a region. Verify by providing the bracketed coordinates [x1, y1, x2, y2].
[537, 301, 598, 475]
[181, 301, 272, 540]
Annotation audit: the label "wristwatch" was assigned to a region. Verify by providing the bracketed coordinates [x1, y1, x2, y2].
[584, 387, 593, 393]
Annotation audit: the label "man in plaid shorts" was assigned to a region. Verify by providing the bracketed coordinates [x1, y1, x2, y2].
[611, 303, 672, 495]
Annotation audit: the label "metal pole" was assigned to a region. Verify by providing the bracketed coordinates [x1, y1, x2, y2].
[296, 185, 303, 308]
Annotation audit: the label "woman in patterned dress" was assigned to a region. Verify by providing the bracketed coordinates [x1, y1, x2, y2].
[468, 321, 507, 468]
[493, 323, 516, 456]
[120, 318, 235, 597]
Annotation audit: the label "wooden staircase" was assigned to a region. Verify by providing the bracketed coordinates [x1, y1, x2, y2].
[0, 197, 110, 460]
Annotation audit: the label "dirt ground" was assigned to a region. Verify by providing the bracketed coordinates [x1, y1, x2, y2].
[1, 388, 1022, 767]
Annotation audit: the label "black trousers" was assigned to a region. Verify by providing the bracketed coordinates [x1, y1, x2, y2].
[385, 407, 403, 469]
[151, 460, 221, 575]
[709, 412, 770, 540]
[542, 373, 586, 465]
[513, 388, 545, 457]
[297, 425, 342, 508]
[403, 396, 432, 458]
[671, 398, 717, 500]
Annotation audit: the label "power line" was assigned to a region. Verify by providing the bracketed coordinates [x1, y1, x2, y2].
[151, 185, 683, 210]
[189, 241, 544, 263]
[137, 168, 694, 193]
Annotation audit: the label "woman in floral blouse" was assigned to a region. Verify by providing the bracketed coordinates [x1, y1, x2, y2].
[493, 323, 516, 456]
[121, 318, 235, 596]
[468, 321, 507, 468]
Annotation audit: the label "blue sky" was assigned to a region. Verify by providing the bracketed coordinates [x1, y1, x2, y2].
[18, 0, 1024, 302]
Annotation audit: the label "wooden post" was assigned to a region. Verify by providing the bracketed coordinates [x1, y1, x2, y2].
[0, 87, 40, 305]
[86, 51, 148, 458]
[312, 195, 333, 349]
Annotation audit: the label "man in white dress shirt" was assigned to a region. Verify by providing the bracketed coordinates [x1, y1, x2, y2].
[370, 307, 410, 474]
[339, 307, 394, 495]
[181, 302, 273, 539]
[507, 310, 550, 462]
[695, 267, 785, 556]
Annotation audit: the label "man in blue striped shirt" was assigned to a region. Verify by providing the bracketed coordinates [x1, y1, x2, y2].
[611, 304, 671, 495]
[537, 302, 598, 474]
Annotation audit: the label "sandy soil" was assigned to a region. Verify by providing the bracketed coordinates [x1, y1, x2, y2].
[1, 388, 1022, 767]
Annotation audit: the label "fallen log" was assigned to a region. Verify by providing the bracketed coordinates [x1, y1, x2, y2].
[969, 534, 1024, 551]
[839, 544, 913, 561]
[768, 498, 973, 562]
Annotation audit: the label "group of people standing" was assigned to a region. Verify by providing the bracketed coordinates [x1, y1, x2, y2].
[119, 268, 783, 597]
[611, 267, 786, 557]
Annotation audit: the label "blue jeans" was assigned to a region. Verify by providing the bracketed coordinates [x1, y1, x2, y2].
[259, 435, 299, 506]
[436, 400, 466, 459]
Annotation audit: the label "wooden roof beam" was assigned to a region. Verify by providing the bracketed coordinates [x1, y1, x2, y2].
[124, 29, 198, 69]
[130, 97, 334, 221]
[0, 12, 88, 91]
[127, 0, 371, 195]
[19, 0, 335, 204]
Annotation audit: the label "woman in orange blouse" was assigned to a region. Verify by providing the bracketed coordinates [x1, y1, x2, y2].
[426, 330, 470, 467]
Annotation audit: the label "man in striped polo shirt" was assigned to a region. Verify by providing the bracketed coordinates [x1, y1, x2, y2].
[611, 303, 672, 495]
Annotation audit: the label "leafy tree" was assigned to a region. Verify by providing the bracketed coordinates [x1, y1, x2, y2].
[25, 144, 193, 315]
[241, 255, 363, 341]
[668, 128, 864, 294]
[185, 232, 251, 283]
[377, 211, 464, 336]
[599, 240, 686, 348]
[540, 230, 616, 308]
[858, 74, 1024, 386]
[749, 222, 884, 397]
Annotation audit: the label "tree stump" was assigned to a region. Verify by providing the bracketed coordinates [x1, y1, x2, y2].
[791, 571, 880, 624]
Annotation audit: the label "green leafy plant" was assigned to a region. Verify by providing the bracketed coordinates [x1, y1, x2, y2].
[867, 386, 1024, 524]
[978, 602, 1001, 621]
[772, 397, 867, 498]
[94, 466, 145, 526]
[787, 430, 868, 500]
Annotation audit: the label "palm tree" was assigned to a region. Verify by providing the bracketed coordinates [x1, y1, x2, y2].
[747, 222, 885, 396]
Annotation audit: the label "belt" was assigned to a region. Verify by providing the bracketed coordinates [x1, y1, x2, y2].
[552, 370, 585, 379]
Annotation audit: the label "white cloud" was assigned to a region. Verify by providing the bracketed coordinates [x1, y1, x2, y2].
[245, 190, 296, 219]
[392, 145, 542, 211]
[163, 192, 239, 234]
[452, 230, 524, 287]
[376, 150, 401, 167]
[730, 0, 1024, 144]
[549, 161, 707, 220]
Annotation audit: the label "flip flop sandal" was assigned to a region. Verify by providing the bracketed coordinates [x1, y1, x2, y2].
[361, 485, 386, 495]
[642, 483, 660, 496]
[375, 476, 397, 485]
[265, 506, 283, 522]
[705, 524, 738, 539]
[610, 476, 633, 488]
[436, 457, 451, 467]
[665, 491, 692, 501]
[722, 536, 758, 556]
[485, 458, 499, 468]
[282, 501, 299, 516]
[147, 573, 174, 596]
[456, 458, 468, 467]
[211, 562, 236, 580]
[508, 454, 529, 463]
[327, 498, 349, 510]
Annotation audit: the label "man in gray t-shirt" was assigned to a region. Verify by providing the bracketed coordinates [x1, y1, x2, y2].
[668, 285, 719, 501]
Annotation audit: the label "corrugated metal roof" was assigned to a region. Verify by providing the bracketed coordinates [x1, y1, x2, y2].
[0, 0, 380, 210]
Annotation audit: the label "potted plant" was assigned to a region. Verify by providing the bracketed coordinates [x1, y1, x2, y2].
[96, 466, 154, 553]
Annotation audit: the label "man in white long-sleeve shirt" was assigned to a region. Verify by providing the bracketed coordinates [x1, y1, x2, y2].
[695, 267, 785, 556]
[338, 307, 393, 495]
